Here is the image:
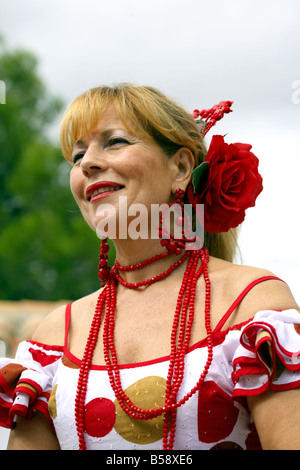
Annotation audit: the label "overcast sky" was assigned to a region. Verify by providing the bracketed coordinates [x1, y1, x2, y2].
[0, 0, 299, 301]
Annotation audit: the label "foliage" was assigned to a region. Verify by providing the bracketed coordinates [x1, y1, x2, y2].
[0, 42, 114, 301]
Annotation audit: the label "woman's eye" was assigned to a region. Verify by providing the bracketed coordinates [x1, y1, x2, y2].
[107, 137, 129, 147]
[71, 138, 129, 163]
[72, 151, 85, 164]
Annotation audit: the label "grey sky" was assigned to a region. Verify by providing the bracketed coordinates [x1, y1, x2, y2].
[1, 0, 299, 300]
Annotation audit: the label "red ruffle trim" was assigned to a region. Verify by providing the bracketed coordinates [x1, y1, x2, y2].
[232, 310, 300, 397]
[0, 362, 53, 429]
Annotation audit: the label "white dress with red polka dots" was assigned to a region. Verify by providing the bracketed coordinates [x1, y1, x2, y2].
[1, 276, 300, 450]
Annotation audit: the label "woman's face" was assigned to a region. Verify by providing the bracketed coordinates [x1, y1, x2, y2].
[70, 106, 180, 238]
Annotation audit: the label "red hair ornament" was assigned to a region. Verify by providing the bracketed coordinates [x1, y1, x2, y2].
[188, 101, 263, 234]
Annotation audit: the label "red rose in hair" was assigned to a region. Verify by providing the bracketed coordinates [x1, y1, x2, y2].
[187, 135, 263, 233]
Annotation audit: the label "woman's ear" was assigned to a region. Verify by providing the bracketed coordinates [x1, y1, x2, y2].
[171, 147, 195, 192]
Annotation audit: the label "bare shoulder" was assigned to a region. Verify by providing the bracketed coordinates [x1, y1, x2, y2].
[31, 303, 67, 346]
[31, 289, 102, 347]
[209, 256, 299, 328]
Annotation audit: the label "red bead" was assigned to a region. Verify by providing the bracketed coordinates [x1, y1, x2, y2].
[99, 259, 108, 267]
[100, 241, 109, 253]
[98, 268, 109, 280]
[166, 241, 177, 253]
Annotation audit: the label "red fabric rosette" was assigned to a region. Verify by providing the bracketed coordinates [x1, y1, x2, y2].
[187, 135, 263, 233]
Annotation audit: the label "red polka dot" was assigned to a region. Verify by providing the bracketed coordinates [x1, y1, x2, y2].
[85, 398, 116, 438]
[245, 422, 262, 450]
[197, 380, 239, 443]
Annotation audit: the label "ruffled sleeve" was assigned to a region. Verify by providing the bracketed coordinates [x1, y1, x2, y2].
[232, 309, 300, 398]
[0, 340, 64, 429]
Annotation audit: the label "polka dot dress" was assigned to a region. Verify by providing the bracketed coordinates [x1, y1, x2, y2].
[1, 309, 300, 450]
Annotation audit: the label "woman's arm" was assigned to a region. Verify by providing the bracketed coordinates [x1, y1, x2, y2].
[7, 305, 66, 450]
[237, 275, 300, 449]
[228, 270, 300, 449]
[248, 389, 300, 450]
[7, 412, 61, 450]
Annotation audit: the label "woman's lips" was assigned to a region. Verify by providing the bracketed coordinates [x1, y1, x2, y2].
[86, 181, 124, 202]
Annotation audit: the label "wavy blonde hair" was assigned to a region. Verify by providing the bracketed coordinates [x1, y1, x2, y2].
[60, 83, 239, 262]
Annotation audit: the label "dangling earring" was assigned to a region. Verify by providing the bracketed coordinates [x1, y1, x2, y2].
[98, 238, 110, 286]
[158, 189, 195, 255]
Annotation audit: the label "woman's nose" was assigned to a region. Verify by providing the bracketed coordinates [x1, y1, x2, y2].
[80, 146, 108, 177]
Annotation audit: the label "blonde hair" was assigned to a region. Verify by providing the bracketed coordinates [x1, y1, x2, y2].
[60, 83, 238, 262]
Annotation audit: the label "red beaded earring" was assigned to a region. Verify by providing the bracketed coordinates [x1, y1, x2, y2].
[159, 189, 195, 255]
[98, 238, 110, 286]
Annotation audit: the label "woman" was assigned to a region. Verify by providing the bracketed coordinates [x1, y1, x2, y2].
[1, 83, 300, 450]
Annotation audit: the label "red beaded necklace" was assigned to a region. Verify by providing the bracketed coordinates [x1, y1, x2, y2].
[74, 247, 213, 451]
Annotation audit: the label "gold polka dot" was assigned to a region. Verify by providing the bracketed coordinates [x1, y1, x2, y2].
[48, 384, 58, 419]
[114, 376, 168, 444]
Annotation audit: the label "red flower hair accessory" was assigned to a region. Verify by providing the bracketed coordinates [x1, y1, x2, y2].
[193, 100, 233, 137]
[187, 102, 263, 234]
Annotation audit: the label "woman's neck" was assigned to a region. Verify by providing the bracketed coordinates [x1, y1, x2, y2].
[112, 237, 184, 284]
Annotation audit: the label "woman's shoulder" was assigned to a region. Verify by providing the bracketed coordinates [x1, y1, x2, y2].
[31, 290, 102, 346]
[208, 256, 299, 328]
[31, 303, 67, 346]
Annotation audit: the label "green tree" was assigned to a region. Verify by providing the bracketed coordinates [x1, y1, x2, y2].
[0, 42, 114, 300]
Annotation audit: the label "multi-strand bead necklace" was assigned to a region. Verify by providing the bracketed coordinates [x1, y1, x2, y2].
[74, 247, 213, 450]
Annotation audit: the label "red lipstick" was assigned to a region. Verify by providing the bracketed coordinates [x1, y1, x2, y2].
[86, 181, 124, 202]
